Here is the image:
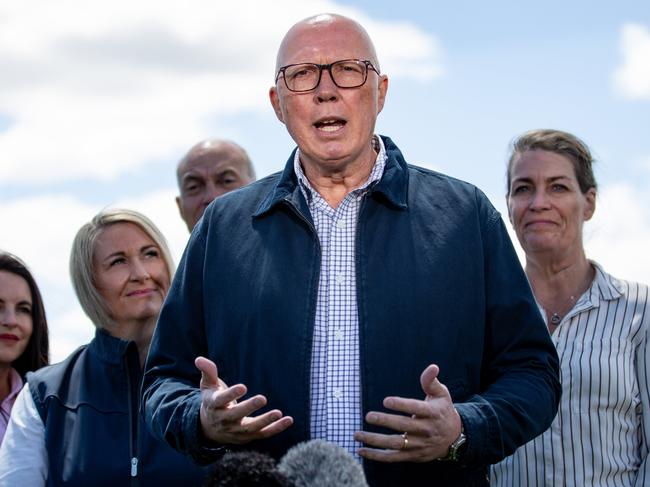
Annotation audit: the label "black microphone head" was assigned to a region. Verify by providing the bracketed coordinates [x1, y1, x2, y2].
[277, 440, 368, 487]
[205, 450, 290, 487]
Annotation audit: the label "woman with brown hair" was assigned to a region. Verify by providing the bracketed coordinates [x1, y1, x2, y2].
[492, 129, 650, 486]
[0, 252, 49, 445]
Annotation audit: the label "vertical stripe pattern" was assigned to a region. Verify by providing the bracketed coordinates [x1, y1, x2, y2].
[294, 137, 387, 457]
[491, 262, 650, 486]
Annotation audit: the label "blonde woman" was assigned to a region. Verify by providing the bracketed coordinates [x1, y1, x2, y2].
[0, 209, 207, 486]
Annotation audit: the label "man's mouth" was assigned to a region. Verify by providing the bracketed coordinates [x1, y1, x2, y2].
[314, 118, 347, 132]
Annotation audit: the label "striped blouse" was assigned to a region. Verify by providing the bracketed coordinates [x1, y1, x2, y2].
[491, 262, 650, 486]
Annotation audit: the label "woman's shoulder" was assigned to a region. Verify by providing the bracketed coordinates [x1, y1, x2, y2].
[592, 262, 649, 302]
[25, 345, 89, 413]
[591, 262, 650, 336]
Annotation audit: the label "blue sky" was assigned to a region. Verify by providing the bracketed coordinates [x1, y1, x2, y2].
[1, 0, 648, 360]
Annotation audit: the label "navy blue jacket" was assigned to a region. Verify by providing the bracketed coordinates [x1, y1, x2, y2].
[143, 136, 560, 486]
[28, 329, 207, 486]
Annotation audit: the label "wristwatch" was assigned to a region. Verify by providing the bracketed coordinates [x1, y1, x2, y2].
[437, 429, 467, 462]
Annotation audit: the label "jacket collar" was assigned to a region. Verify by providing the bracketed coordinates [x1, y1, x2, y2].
[89, 328, 137, 366]
[253, 135, 409, 219]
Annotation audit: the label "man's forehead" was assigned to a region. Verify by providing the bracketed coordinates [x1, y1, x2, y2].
[277, 16, 375, 67]
[179, 150, 244, 176]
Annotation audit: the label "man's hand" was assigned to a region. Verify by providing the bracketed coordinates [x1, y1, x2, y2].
[195, 356, 294, 445]
[354, 364, 462, 463]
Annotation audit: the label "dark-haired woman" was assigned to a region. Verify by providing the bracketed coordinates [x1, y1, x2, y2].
[0, 252, 49, 445]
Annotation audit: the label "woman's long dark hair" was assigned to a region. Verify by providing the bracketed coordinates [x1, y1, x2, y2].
[0, 252, 49, 376]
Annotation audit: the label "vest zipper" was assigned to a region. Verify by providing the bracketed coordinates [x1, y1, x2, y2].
[126, 348, 140, 486]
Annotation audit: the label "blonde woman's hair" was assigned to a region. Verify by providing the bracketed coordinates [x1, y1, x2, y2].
[69, 208, 174, 328]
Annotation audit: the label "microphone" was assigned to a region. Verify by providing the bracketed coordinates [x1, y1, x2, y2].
[205, 450, 289, 487]
[278, 440, 369, 487]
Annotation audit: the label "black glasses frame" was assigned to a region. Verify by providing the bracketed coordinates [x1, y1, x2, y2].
[275, 59, 380, 92]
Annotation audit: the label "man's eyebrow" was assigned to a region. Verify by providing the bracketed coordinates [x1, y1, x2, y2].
[181, 173, 204, 183]
[214, 167, 240, 176]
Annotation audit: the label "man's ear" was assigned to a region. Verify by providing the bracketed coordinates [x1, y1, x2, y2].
[176, 195, 190, 231]
[376, 74, 389, 114]
[269, 87, 285, 123]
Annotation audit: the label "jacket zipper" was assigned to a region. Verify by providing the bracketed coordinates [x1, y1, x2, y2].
[354, 195, 368, 429]
[283, 197, 322, 434]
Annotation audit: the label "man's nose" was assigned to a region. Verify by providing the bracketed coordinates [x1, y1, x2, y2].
[314, 68, 338, 103]
[202, 181, 222, 205]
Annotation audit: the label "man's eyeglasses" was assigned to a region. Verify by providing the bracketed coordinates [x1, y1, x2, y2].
[275, 59, 379, 93]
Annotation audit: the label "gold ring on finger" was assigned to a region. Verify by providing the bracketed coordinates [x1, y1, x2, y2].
[401, 432, 409, 450]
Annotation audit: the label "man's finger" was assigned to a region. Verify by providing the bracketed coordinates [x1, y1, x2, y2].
[355, 431, 406, 451]
[204, 384, 247, 409]
[195, 356, 220, 389]
[365, 410, 420, 434]
[255, 416, 294, 439]
[382, 397, 435, 418]
[358, 446, 412, 463]
[221, 394, 268, 420]
[420, 363, 449, 399]
[239, 409, 286, 433]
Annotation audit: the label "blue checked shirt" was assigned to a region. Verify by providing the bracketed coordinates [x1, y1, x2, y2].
[293, 136, 387, 457]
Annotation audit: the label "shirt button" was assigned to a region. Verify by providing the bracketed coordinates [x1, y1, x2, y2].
[333, 388, 343, 399]
[335, 273, 345, 284]
[334, 328, 344, 340]
[336, 219, 346, 229]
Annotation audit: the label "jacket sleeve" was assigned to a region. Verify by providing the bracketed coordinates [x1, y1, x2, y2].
[455, 192, 561, 466]
[142, 219, 220, 465]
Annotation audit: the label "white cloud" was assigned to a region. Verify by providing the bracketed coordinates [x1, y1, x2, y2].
[0, 1, 443, 185]
[613, 23, 650, 100]
[585, 183, 650, 284]
[0, 195, 98, 361]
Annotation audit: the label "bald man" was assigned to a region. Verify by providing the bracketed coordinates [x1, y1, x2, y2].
[144, 14, 560, 486]
[176, 139, 255, 231]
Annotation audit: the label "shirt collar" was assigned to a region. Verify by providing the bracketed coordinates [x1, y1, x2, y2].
[293, 135, 387, 203]
[587, 260, 624, 303]
[537, 261, 623, 325]
[1, 367, 23, 409]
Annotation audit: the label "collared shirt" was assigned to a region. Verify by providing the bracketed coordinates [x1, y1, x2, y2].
[491, 262, 650, 486]
[294, 136, 387, 457]
[0, 367, 22, 445]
